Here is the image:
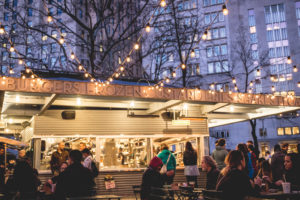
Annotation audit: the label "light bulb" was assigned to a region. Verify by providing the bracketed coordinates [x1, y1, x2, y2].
[47, 15, 53, 23]
[59, 37, 64, 44]
[190, 50, 195, 58]
[298, 82, 300, 87]
[70, 52, 75, 60]
[145, 23, 151, 32]
[78, 65, 83, 70]
[9, 68, 14, 74]
[166, 78, 170, 83]
[270, 76, 274, 81]
[120, 66, 124, 71]
[232, 78, 236, 84]
[90, 78, 95, 82]
[172, 72, 176, 78]
[256, 69, 261, 76]
[220, 88, 224, 92]
[126, 56, 131, 62]
[168, 89, 171, 93]
[84, 72, 89, 78]
[272, 86, 275, 92]
[109, 77, 113, 82]
[293, 65, 298, 73]
[134, 43, 139, 50]
[31, 74, 35, 79]
[202, 31, 208, 40]
[25, 68, 30, 73]
[22, 75, 26, 79]
[181, 64, 186, 70]
[18, 59, 23, 65]
[234, 84, 238, 91]
[287, 56, 292, 64]
[222, 5, 229, 16]
[160, 0, 166, 7]
[249, 81, 253, 87]
[0, 25, 4, 34]
[115, 73, 120, 78]
[160, 82, 164, 87]
[9, 46, 15, 52]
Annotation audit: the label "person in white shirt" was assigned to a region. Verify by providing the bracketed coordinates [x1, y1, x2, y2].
[82, 148, 93, 170]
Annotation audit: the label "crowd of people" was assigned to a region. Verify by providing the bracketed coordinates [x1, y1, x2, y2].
[0, 142, 97, 199]
[141, 140, 300, 200]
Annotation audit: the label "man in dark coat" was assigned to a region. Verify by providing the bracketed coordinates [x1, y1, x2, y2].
[54, 150, 95, 199]
[140, 156, 164, 200]
[50, 142, 69, 175]
[271, 144, 285, 181]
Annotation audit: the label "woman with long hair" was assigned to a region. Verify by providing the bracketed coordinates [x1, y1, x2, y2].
[216, 150, 257, 200]
[183, 142, 199, 187]
[237, 143, 254, 178]
[254, 160, 276, 191]
[201, 156, 220, 190]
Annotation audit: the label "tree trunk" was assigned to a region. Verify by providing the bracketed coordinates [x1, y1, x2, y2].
[182, 69, 186, 87]
[249, 119, 260, 157]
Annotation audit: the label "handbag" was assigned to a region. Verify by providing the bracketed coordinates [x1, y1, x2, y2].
[160, 154, 171, 174]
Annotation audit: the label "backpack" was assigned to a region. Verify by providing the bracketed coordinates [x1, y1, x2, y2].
[91, 161, 99, 178]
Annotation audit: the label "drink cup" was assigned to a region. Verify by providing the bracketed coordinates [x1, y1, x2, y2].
[282, 182, 291, 194]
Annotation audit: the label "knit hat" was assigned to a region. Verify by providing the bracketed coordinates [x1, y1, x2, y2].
[149, 156, 163, 170]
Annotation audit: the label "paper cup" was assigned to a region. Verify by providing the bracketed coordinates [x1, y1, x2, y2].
[282, 182, 291, 194]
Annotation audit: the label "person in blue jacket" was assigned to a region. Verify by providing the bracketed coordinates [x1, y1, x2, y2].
[158, 144, 176, 185]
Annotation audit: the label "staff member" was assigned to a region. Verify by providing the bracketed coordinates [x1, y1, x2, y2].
[50, 142, 69, 175]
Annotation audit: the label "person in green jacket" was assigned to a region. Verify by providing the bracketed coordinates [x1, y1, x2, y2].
[158, 144, 176, 185]
[212, 139, 228, 170]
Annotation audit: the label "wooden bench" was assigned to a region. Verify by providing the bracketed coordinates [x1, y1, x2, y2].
[66, 195, 122, 200]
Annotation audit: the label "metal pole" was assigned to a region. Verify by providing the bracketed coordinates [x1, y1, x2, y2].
[4, 144, 7, 172]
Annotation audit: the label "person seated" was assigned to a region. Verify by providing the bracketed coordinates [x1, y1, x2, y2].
[5, 160, 40, 199]
[275, 153, 300, 190]
[254, 160, 277, 191]
[140, 156, 164, 200]
[216, 150, 258, 200]
[44, 162, 69, 195]
[54, 150, 95, 198]
[201, 156, 220, 190]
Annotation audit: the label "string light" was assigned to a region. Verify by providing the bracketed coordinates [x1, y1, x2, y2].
[160, 0, 166, 7]
[18, 59, 23, 65]
[145, 23, 151, 32]
[0, 25, 4, 34]
[166, 78, 170, 83]
[21, 75, 26, 79]
[70, 52, 75, 60]
[181, 64, 186, 70]
[119, 66, 124, 72]
[232, 78, 236, 84]
[109, 77, 113, 82]
[9, 45, 15, 52]
[298, 82, 300, 87]
[287, 56, 292, 64]
[270, 76, 275, 81]
[84, 72, 89, 78]
[9, 68, 14, 74]
[234, 84, 238, 91]
[78, 65, 83, 71]
[172, 72, 176, 78]
[190, 49, 195, 58]
[256, 69, 261, 76]
[248, 89, 252, 93]
[134, 43, 139, 50]
[47, 14, 53, 22]
[293, 65, 298, 73]
[220, 88, 224, 92]
[90, 78, 95, 82]
[126, 56, 131, 63]
[168, 89, 171, 93]
[31, 74, 35, 79]
[59, 36, 64, 44]
[25, 68, 31, 73]
[115, 73, 120, 78]
[181, 89, 185, 93]
[249, 81, 253, 87]
[202, 30, 208, 40]
[222, 5, 229, 15]
[272, 86, 276, 92]
[160, 83, 164, 87]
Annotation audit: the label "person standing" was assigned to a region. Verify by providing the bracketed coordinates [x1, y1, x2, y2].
[50, 142, 69, 175]
[237, 143, 254, 178]
[281, 143, 289, 155]
[271, 144, 285, 182]
[55, 150, 95, 198]
[79, 142, 87, 152]
[140, 156, 164, 200]
[183, 142, 199, 187]
[248, 144, 258, 176]
[212, 139, 228, 170]
[201, 156, 220, 190]
[82, 148, 93, 170]
[158, 144, 176, 185]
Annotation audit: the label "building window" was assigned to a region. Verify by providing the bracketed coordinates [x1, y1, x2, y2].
[277, 128, 284, 135]
[265, 4, 285, 24]
[4, 13, 9, 21]
[204, 12, 224, 25]
[203, 0, 224, 7]
[13, 0, 18, 7]
[207, 61, 229, 74]
[4, 0, 9, 9]
[78, 9, 83, 18]
[27, 8, 33, 16]
[57, 8, 62, 15]
[277, 127, 300, 135]
[28, 0, 33, 4]
[293, 127, 299, 135]
[51, 57, 56, 67]
[51, 43, 57, 53]
[207, 44, 227, 57]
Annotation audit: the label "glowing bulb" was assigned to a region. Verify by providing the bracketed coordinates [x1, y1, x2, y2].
[172, 72, 176, 78]
[126, 57, 131, 62]
[9, 68, 14, 74]
[90, 78, 95, 82]
[160, 82, 164, 87]
[166, 78, 170, 83]
[76, 98, 81, 105]
[115, 73, 120, 78]
[293, 65, 298, 73]
[229, 91, 232, 95]
[271, 86, 275, 92]
[31, 74, 35, 79]
[222, 5, 229, 16]
[160, 0, 166, 7]
[84, 72, 89, 78]
[270, 76, 274, 81]
[202, 31, 208, 40]
[134, 43, 139, 50]
[120, 66, 124, 71]
[145, 23, 151, 32]
[47, 15, 53, 22]
[168, 89, 171, 93]
[22, 75, 26, 79]
[59, 36, 64, 44]
[181, 89, 185, 93]
[287, 56, 292, 64]
[190, 50, 195, 58]
[249, 81, 253, 87]
[18, 59, 23, 65]
[232, 78, 236, 84]
[0, 25, 4, 34]
[25, 68, 31, 73]
[234, 84, 238, 91]
[181, 64, 186, 70]
[220, 88, 224, 92]
[298, 82, 300, 87]
[78, 65, 83, 70]
[256, 69, 261, 76]
[70, 52, 75, 60]
[109, 77, 113, 82]
[9, 46, 15, 52]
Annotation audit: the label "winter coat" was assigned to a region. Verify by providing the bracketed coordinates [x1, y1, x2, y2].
[50, 150, 69, 174]
[271, 151, 285, 181]
[212, 146, 228, 170]
[158, 150, 176, 171]
[216, 168, 258, 200]
[140, 167, 164, 200]
[55, 162, 95, 198]
[206, 167, 220, 190]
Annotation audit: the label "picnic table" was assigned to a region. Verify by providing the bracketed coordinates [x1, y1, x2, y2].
[66, 195, 122, 200]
